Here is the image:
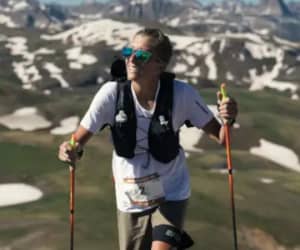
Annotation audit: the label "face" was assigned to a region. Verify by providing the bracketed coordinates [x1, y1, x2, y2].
[124, 35, 163, 81]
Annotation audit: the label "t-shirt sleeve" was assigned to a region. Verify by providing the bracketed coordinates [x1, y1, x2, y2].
[80, 81, 117, 133]
[184, 84, 214, 129]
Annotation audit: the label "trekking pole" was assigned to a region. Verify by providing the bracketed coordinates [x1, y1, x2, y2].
[69, 134, 76, 250]
[220, 83, 238, 250]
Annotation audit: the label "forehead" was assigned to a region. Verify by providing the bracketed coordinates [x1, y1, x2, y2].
[130, 34, 154, 51]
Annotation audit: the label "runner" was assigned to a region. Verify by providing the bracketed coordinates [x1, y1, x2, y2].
[58, 28, 238, 250]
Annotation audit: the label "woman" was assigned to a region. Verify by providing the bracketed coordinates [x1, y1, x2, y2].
[58, 28, 238, 250]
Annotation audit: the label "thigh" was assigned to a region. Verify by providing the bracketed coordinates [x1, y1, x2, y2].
[151, 200, 189, 249]
[152, 199, 188, 229]
[117, 209, 153, 250]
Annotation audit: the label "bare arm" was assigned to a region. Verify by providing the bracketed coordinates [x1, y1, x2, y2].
[202, 117, 225, 145]
[73, 125, 94, 147]
[58, 81, 116, 164]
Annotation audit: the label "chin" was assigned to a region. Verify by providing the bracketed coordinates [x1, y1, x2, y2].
[127, 75, 134, 81]
[127, 72, 139, 81]
[127, 74, 134, 80]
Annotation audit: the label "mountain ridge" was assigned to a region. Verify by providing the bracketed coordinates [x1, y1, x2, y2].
[0, 0, 299, 101]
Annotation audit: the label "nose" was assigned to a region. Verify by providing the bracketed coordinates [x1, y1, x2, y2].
[127, 53, 137, 64]
[128, 53, 134, 61]
[125, 54, 137, 70]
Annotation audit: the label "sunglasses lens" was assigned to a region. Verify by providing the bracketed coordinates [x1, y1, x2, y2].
[135, 50, 151, 62]
[135, 50, 143, 60]
[122, 47, 133, 57]
[122, 47, 152, 62]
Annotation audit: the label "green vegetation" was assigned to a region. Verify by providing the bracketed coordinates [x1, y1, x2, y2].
[0, 81, 300, 249]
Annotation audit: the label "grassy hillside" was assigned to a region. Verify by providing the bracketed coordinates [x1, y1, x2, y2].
[0, 84, 300, 249]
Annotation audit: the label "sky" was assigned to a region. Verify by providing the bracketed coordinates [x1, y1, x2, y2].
[38, 0, 299, 6]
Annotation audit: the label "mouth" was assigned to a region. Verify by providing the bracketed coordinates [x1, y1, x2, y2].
[127, 65, 140, 74]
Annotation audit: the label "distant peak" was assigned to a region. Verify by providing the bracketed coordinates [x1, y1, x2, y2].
[261, 0, 294, 17]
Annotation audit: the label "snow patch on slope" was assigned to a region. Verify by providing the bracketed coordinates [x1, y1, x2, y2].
[250, 139, 300, 173]
[0, 107, 52, 131]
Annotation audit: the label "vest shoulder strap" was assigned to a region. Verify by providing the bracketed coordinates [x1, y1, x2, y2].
[116, 80, 134, 115]
[112, 80, 136, 158]
[153, 72, 175, 118]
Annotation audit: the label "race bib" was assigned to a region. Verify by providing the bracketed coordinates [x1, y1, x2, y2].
[123, 173, 165, 207]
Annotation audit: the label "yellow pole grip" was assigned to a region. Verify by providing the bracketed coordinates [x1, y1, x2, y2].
[220, 83, 227, 101]
[69, 134, 76, 149]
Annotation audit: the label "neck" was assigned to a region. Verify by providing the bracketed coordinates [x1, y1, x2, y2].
[131, 76, 160, 110]
[132, 76, 160, 101]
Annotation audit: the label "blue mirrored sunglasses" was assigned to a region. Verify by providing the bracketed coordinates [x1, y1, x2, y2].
[122, 47, 152, 63]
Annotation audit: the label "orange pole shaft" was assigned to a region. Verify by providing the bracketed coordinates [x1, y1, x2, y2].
[224, 124, 238, 250]
[69, 166, 75, 250]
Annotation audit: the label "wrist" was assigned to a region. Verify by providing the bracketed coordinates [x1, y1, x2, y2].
[221, 118, 235, 127]
[227, 118, 235, 126]
[75, 143, 84, 159]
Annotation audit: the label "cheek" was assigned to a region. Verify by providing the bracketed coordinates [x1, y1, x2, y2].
[143, 60, 158, 69]
[148, 64, 162, 73]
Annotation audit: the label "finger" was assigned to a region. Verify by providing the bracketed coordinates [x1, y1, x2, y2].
[219, 106, 238, 114]
[60, 141, 71, 151]
[58, 153, 70, 163]
[216, 91, 223, 103]
[219, 101, 237, 110]
[219, 109, 237, 117]
[219, 110, 237, 117]
[220, 97, 235, 105]
[59, 147, 74, 160]
[61, 148, 71, 159]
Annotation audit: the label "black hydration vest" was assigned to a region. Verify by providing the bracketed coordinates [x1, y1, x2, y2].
[110, 72, 180, 163]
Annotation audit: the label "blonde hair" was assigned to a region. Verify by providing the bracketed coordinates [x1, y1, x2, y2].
[134, 28, 173, 66]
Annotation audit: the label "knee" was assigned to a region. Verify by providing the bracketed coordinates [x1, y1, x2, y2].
[152, 225, 194, 250]
[151, 240, 172, 250]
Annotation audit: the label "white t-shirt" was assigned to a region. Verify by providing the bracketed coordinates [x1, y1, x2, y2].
[80, 80, 214, 212]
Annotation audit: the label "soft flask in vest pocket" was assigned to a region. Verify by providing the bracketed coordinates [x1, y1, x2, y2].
[148, 113, 179, 163]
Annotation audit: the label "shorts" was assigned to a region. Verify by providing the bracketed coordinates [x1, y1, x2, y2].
[117, 199, 188, 250]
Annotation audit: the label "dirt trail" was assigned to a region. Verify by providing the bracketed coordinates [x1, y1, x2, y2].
[241, 227, 300, 250]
